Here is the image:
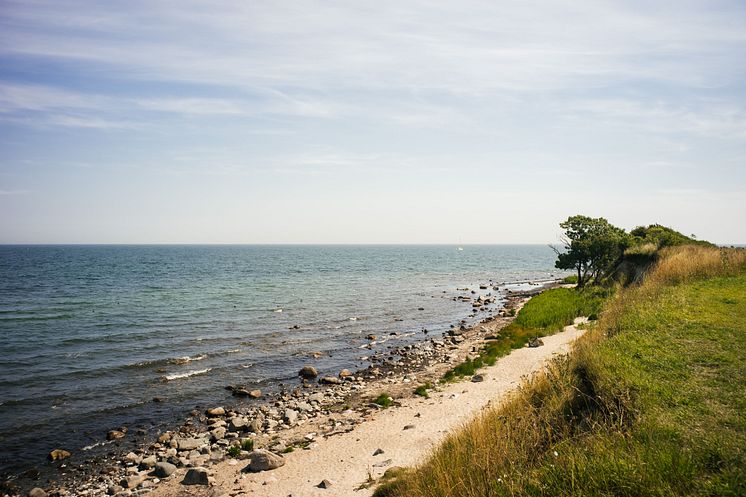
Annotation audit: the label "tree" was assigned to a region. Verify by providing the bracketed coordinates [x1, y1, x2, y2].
[553, 215, 630, 287]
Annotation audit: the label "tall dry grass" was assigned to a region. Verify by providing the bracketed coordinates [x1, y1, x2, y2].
[602, 245, 746, 336]
[645, 245, 746, 287]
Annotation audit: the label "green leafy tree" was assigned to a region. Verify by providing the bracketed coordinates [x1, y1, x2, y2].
[553, 215, 630, 287]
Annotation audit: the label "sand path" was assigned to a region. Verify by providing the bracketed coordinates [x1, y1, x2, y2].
[152, 321, 585, 497]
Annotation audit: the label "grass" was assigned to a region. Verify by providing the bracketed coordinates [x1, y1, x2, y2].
[374, 393, 393, 408]
[414, 383, 433, 398]
[375, 246, 746, 497]
[442, 286, 608, 382]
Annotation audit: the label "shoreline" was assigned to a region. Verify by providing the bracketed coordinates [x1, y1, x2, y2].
[4, 280, 563, 496]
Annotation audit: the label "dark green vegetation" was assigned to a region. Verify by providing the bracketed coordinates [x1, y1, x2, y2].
[554, 216, 708, 287]
[414, 383, 433, 398]
[442, 286, 608, 382]
[375, 246, 746, 497]
[374, 393, 393, 408]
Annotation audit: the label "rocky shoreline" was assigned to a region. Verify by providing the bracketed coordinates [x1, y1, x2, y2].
[2, 280, 560, 497]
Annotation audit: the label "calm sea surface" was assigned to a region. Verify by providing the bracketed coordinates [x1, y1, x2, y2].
[0, 245, 560, 475]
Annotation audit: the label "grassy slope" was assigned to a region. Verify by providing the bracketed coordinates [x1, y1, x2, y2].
[376, 247, 746, 497]
[443, 287, 607, 381]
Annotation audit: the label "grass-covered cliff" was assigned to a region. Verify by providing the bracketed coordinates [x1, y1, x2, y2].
[375, 245, 746, 496]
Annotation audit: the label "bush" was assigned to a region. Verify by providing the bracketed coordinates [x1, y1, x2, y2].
[374, 394, 393, 408]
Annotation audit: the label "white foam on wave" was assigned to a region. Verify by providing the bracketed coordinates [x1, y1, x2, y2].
[163, 368, 212, 381]
[170, 354, 207, 365]
[82, 439, 115, 451]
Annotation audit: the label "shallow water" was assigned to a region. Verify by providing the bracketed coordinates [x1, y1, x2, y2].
[0, 244, 560, 475]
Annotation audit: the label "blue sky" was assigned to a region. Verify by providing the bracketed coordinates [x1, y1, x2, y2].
[1, 0, 745, 244]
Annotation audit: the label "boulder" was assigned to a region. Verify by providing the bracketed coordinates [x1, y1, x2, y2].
[47, 449, 71, 461]
[319, 376, 342, 385]
[339, 369, 353, 378]
[229, 416, 247, 431]
[318, 479, 333, 489]
[28, 489, 47, 497]
[248, 389, 262, 399]
[211, 427, 227, 441]
[283, 409, 298, 426]
[154, 461, 177, 478]
[298, 366, 318, 379]
[122, 475, 145, 489]
[528, 337, 544, 348]
[471, 374, 485, 383]
[244, 450, 285, 472]
[182, 467, 210, 485]
[177, 437, 205, 451]
[206, 407, 225, 417]
[139, 455, 157, 469]
[106, 430, 126, 441]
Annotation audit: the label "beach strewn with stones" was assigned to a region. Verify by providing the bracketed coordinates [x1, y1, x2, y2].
[1, 278, 560, 497]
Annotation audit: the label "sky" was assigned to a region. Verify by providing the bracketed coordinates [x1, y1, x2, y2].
[1, 0, 745, 244]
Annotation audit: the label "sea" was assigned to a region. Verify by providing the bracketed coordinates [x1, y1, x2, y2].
[0, 244, 561, 478]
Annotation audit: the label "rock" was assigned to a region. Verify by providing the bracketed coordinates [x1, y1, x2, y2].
[319, 376, 342, 385]
[471, 374, 485, 382]
[177, 437, 205, 451]
[182, 467, 210, 485]
[298, 366, 318, 379]
[124, 451, 141, 464]
[283, 409, 298, 426]
[107, 430, 126, 441]
[122, 475, 145, 489]
[373, 448, 385, 456]
[366, 334, 377, 341]
[229, 416, 247, 431]
[248, 418, 263, 433]
[139, 455, 157, 469]
[373, 459, 393, 468]
[157, 432, 172, 443]
[154, 461, 177, 478]
[106, 484, 122, 495]
[248, 389, 262, 399]
[211, 426, 227, 441]
[339, 369, 353, 378]
[206, 407, 225, 417]
[232, 387, 251, 397]
[403, 425, 415, 430]
[244, 450, 285, 472]
[28, 488, 47, 497]
[48, 449, 71, 461]
[317, 479, 333, 489]
[528, 337, 544, 348]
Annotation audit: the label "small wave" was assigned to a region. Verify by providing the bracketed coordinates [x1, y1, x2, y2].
[349, 317, 358, 321]
[82, 439, 115, 451]
[163, 368, 212, 381]
[274, 308, 283, 313]
[169, 354, 206, 365]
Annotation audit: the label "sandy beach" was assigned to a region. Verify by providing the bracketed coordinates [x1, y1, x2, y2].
[147, 319, 585, 497]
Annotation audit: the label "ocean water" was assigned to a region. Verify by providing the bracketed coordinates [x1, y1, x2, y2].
[0, 245, 560, 476]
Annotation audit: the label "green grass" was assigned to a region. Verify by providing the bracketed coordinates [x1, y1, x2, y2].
[375, 248, 746, 497]
[414, 383, 433, 398]
[562, 274, 578, 284]
[374, 393, 393, 408]
[240, 438, 254, 451]
[442, 287, 608, 382]
[227, 445, 241, 457]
